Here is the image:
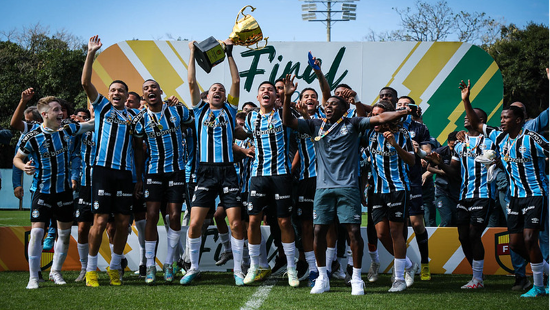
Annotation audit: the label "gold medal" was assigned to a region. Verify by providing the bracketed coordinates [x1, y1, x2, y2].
[314, 136, 322, 141]
[157, 124, 163, 130]
[504, 155, 509, 162]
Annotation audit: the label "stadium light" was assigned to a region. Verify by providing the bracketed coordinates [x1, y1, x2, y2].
[299, 0, 360, 42]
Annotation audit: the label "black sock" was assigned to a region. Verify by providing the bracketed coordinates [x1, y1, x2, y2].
[416, 230, 429, 264]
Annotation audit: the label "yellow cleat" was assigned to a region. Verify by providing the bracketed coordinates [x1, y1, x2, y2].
[107, 267, 122, 286]
[86, 271, 99, 287]
[420, 263, 431, 281]
[254, 267, 272, 281]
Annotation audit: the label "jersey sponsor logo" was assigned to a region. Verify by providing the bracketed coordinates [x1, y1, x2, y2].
[254, 126, 283, 136]
[32, 210, 40, 218]
[371, 149, 397, 157]
[196, 187, 209, 191]
[389, 202, 402, 207]
[372, 204, 383, 209]
[522, 205, 535, 215]
[41, 145, 69, 158]
[203, 120, 229, 128]
[146, 126, 179, 138]
[507, 157, 532, 163]
[275, 194, 290, 200]
[469, 206, 484, 211]
[106, 115, 130, 125]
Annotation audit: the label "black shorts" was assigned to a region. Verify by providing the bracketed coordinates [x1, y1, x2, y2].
[76, 185, 93, 223]
[30, 191, 74, 223]
[456, 198, 491, 227]
[507, 196, 546, 234]
[144, 171, 186, 204]
[192, 164, 240, 210]
[408, 185, 424, 216]
[91, 166, 134, 215]
[295, 177, 316, 221]
[247, 175, 292, 218]
[371, 191, 408, 225]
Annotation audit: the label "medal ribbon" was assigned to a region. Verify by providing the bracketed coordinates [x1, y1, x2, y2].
[316, 112, 348, 140]
[148, 104, 167, 129]
[504, 129, 523, 161]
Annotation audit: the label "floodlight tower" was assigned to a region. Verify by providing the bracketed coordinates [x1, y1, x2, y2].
[300, 0, 358, 42]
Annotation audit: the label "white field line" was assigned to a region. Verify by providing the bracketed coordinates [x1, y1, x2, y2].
[240, 277, 279, 310]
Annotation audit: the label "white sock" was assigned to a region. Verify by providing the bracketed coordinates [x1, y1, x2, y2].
[77, 243, 89, 270]
[318, 266, 328, 280]
[110, 253, 122, 270]
[165, 228, 181, 265]
[305, 251, 317, 273]
[87, 254, 98, 272]
[145, 241, 156, 267]
[352, 267, 362, 281]
[326, 247, 336, 273]
[231, 235, 244, 274]
[369, 249, 380, 264]
[219, 232, 231, 253]
[135, 220, 146, 266]
[51, 229, 71, 272]
[249, 243, 261, 268]
[189, 236, 202, 271]
[259, 233, 269, 268]
[394, 258, 406, 281]
[472, 259, 484, 281]
[532, 262, 544, 287]
[282, 242, 296, 268]
[405, 256, 413, 269]
[28, 228, 44, 279]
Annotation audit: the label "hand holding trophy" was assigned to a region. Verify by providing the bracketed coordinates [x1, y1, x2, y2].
[193, 5, 269, 73]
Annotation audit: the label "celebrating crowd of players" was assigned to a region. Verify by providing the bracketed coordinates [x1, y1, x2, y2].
[11, 35, 549, 297]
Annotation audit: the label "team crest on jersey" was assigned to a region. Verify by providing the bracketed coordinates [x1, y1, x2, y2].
[75, 210, 80, 218]
[409, 131, 416, 138]
[340, 126, 348, 135]
[144, 190, 149, 198]
[386, 143, 393, 149]
[31, 210, 40, 218]
[480, 143, 487, 150]
[57, 201, 62, 207]
[518, 146, 527, 154]
[93, 201, 99, 210]
[170, 116, 177, 123]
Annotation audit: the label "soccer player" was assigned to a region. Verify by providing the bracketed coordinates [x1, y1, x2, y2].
[181, 39, 245, 286]
[81, 35, 143, 287]
[14, 96, 93, 289]
[133, 79, 192, 283]
[283, 75, 411, 295]
[426, 108, 496, 289]
[460, 79, 549, 297]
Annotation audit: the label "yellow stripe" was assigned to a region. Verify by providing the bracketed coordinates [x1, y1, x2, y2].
[436, 61, 500, 143]
[93, 61, 113, 92]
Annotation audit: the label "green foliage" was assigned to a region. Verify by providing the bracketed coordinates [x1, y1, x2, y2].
[484, 23, 549, 117]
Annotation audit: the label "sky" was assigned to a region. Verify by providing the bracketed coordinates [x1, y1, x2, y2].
[0, 0, 548, 48]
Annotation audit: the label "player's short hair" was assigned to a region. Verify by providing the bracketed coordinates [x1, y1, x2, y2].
[299, 88, 318, 100]
[110, 80, 129, 92]
[36, 96, 59, 113]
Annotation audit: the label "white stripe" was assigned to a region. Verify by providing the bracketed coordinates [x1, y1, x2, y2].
[240, 277, 278, 310]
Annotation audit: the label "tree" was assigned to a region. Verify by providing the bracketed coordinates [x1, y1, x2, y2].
[484, 23, 549, 118]
[366, 1, 501, 46]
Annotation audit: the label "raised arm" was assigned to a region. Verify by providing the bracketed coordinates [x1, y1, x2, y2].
[460, 80, 484, 133]
[369, 108, 409, 126]
[187, 41, 201, 107]
[11, 88, 35, 132]
[82, 35, 102, 103]
[224, 40, 240, 101]
[309, 52, 331, 106]
[282, 74, 299, 130]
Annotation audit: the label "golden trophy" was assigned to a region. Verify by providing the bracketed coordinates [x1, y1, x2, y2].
[194, 5, 269, 73]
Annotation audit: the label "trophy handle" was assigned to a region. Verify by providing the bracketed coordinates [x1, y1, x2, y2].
[246, 37, 269, 51]
[236, 5, 256, 24]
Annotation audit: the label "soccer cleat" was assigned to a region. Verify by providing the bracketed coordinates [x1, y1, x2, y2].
[520, 285, 547, 297]
[49, 271, 66, 285]
[244, 265, 259, 285]
[271, 255, 287, 276]
[180, 268, 200, 285]
[405, 262, 418, 288]
[286, 266, 300, 287]
[367, 261, 380, 283]
[310, 277, 330, 294]
[215, 251, 233, 266]
[107, 267, 121, 286]
[309, 270, 319, 288]
[351, 279, 365, 295]
[420, 263, 431, 281]
[332, 263, 346, 280]
[75, 269, 86, 282]
[26, 278, 39, 289]
[43, 235, 55, 251]
[164, 264, 174, 282]
[461, 278, 484, 289]
[86, 271, 99, 287]
[511, 275, 531, 291]
[254, 267, 272, 281]
[145, 266, 156, 284]
[388, 279, 407, 292]
[234, 271, 245, 286]
[139, 265, 147, 278]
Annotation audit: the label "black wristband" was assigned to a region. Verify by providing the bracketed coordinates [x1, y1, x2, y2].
[225, 44, 233, 57]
